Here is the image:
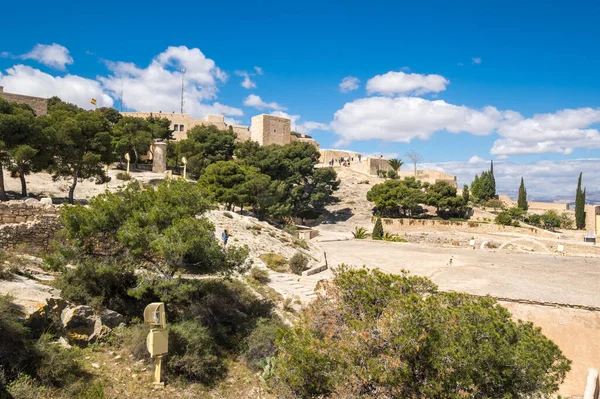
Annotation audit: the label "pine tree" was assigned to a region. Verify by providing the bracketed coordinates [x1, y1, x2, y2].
[372, 218, 384, 240]
[471, 174, 481, 201]
[517, 177, 528, 210]
[575, 172, 586, 229]
[490, 160, 496, 196]
[462, 184, 470, 203]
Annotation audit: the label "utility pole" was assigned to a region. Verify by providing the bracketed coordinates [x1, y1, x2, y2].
[180, 68, 185, 114]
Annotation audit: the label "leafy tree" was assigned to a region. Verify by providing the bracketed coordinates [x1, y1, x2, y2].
[236, 141, 338, 218]
[541, 210, 561, 231]
[484, 198, 504, 212]
[471, 170, 495, 202]
[44, 109, 113, 203]
[146, 115, 174, 141]
[96, 107, 123, 124]
[387, 158, 404, 172]
[462, 184, 470, 203]
[111, 116, 153, 167]
[507, 206, 526, 220]
[518, 176, 528, 210]
[367, 178, 424, 218]
[176, 125, 236, 178]
[575, 172, 586, 229]
[527, 214, 542, 226]
[490, 160, 496, 196]
[198, 160, 259, 211]
[59, 180, 249, 277]
[272, 267, 570, 398]
[495, 211, 513, 226]
[372, 218, 384, 239]
[0, 98, 50, 198]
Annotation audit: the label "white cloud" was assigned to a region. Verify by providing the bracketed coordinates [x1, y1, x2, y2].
[21, 43, 73, 71]
[472, 57, 482, 64]
[99, 46, 242, 118]
[423, 157, 600, 200]
[0, 64, 113, 109]
[270, 111, 329, 134]
[339, 76, 360, 93]
[235, 71, 256, 89]
[366, 71, 449, 96]
[491, 108, 600, 156]
[457, 62, 464, 66]
[244, 94, 286, 111]
[254, 66, 263, 75]
[330, 96, 516, 145]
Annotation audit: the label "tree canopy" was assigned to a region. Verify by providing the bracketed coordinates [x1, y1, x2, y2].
[272, 267, 571, 398]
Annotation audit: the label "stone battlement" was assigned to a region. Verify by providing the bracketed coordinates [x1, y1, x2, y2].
[0, 86, 48, 116]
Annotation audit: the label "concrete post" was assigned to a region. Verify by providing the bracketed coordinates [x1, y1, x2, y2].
[152, 142, 167, 174]
[584, 368, 598, 399]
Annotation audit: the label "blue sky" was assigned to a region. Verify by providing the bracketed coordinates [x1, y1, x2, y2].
[1, 0, 599, 198]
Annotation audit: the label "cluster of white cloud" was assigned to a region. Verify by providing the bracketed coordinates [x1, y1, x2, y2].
[331, 68, 600, 157]
[1, 43, 74, 71]
[339, 76, 360, 93]
[0, 64, 113, 107]
[234, 66, 263, 89]
[243, 94, 286, 111]
[366, 71, 449, 96]
[423, 156, 600, 200]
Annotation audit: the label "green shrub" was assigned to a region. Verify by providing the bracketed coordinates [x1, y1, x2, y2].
[34, 334, 82, 388]
[116, 171, 131, 181]
[272, 267, 571, 398]
[167, 320, 223, 383]
[244, 318, 287, 370]
[541, 210, 561, 231]
[260, 253, 288, 272]
[382, 232, 407, 242]
[250, 266, 270, 283]
[386, 170, 398, 179]
[223, 212, 233, 219]
[292, 238, 309, 250]
[512, 220, 521, 227]
[527, 214, 542, 226]
[0, 296, 33, 384]
[372, 218, 384, 239]
[494, 211, 512, 226]
[289, 252, 309, 275]
[6, 374, 45, 399]
[56, 260, 138, 315]
[560, 212, 574, 229]
[352, 227, 368, 239]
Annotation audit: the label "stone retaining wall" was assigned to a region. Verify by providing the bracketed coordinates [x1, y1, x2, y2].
[0, 200, 62, 252]
[377, 217, 559, 239]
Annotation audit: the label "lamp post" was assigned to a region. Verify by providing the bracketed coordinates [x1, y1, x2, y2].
[181, 157, 187, 180]
[124, 153, 131, 176]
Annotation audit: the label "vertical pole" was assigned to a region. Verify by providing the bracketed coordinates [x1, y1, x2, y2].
[105, 165, 109, 189]
[183, 164, 187, 180]
[127, 159, 130, 176]
[154, 355, 164, 386]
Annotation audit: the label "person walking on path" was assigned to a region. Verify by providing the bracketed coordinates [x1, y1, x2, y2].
[221, 229, 229, 246]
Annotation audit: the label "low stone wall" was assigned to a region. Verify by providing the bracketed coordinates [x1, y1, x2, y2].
[0, 200, 62, 253]
[500, 300, 600, 397]
[377, 217, 559, 239]
[0, 200, 59, 224]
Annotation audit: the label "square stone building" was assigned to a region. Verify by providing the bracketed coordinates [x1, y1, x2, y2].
[250, 114, 292, 146]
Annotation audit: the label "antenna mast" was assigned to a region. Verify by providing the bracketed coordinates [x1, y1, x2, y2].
[119, 83, 124, 112]
[180, 67, 185, 114]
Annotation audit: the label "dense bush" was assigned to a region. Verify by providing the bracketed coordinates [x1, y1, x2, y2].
[271, 267, 570, 398]
[372, 218, 384, 239]
[34, 334, 82, 388]
[115, 171, 131, 181]
[244, 317, 288, 370]
[527, 214, 542, 226]
[260, 253, 288, 272]
[541, 210, 561, 231]
[167, 320, 223, 384]
[0, 296, 33, 384]
[249, 266, 270, 283]
[289, 252, 309, 275]
[56, 260, 138, 314]
[495, 211, 513, 226]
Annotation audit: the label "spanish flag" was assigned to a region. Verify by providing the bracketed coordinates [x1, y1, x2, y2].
[90, 98, 97, 105]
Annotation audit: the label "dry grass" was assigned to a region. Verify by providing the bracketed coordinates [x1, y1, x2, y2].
[259, 253, 288, 272]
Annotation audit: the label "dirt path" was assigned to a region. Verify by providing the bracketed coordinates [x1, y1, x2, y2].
[320, 239, 600, 308]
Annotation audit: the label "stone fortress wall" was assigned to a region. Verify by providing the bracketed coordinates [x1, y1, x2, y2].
[319, 149, 457, 186]
[0, 87, 48, 116]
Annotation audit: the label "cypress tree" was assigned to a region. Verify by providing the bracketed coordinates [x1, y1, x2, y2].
[471, 174, 481, 201]
[372, 218, 384, 240]
[462, 184, 470, 203]
[490, 160, 496, 196]
[575, 172, 586, 229]
[517, 177, 528, 210]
